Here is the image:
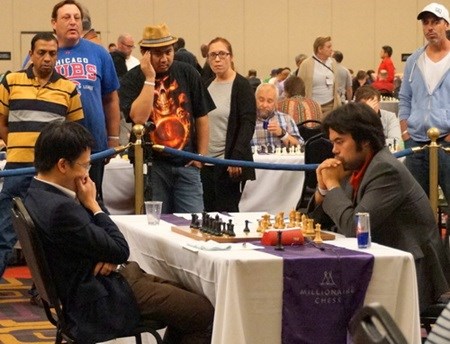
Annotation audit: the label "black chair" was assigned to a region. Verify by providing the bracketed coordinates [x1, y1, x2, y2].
[11, 197, 165, 344]
[296, 133, 333, 212]
[297, 119, 322, 142]
[349, 302, 408, 344]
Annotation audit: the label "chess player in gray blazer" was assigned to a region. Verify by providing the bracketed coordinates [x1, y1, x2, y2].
[307, 103, 450, 312]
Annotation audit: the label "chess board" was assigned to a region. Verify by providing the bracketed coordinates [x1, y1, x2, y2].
[171, 225, 335, 243]
[171, 225, 263, 243]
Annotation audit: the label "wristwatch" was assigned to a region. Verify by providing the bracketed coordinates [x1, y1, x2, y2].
[277, 128, 287, 138]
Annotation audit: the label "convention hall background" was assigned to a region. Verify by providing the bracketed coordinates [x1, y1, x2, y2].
[0, 0, 446, 78]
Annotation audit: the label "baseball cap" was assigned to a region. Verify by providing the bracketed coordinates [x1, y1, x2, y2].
[417, 3, 450, 23]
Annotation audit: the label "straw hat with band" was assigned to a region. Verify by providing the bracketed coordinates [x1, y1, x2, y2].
[139, 23, 178, 48]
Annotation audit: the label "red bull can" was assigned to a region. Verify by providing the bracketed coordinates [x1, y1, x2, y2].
[356, 212, 371, 248]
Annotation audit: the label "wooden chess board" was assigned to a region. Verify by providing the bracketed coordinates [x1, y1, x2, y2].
[171, 226, 335, 243]
[171, 226, 263, 243]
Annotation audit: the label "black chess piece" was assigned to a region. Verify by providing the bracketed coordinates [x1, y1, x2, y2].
[190, 214, 198, 228]
[275, 230, 284, 251]
[228, 223, 236, 237]
[243, 220, 250, 235]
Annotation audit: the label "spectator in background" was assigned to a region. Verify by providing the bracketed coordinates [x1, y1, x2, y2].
[119, 23, 214, 213]
[399, 2, 450, 204]
[247, 69, 261, 93]
[277, 76, 322, 124]
[293, 53, 308, 76]
[372, 69, 394, 96]
[332, 50, 353, 102]
[0, 32, 83, 280]
[117, 33, 140, 71]
[354, 85, 401, 144]
[108, 42, 117, 52]
[174, 37, 202, 74]
[252, 83, 302, 148]
[202, 37, 256, 212]
[269, 67, 291, 97]
[366, 69, 376, 84]
[352, 70, 369, 95]
[376, 45, 395, 86]
[51, 0, 120, 205]
[80, 4, 101, 44]
[200, 43, 214, 83]
[299, 36, 341, 116]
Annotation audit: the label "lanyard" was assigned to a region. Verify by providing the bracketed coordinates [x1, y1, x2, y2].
[313, 56, 334, 74]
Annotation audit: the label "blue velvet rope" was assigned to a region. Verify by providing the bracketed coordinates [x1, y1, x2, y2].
[0, 146, 416, 178]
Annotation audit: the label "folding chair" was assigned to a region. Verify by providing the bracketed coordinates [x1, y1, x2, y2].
[297, 119, 322, 142]
[349, 302, 407, 344]
[11, 197, 165, 344]
[296, 133, 333, 211]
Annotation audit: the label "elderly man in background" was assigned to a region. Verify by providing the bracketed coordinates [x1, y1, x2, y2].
[299, 36, 341, 116]
[399, 2, 450, 204]
[251, 83, 302, 149]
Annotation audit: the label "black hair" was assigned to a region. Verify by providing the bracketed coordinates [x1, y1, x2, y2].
[382, 45, 393, 57]
[323, 103, 385, 153]
[34, 121, 95, 172]
[31, 32, 58, 51]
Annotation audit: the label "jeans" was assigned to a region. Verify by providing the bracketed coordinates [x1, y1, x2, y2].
[404, 139, 450, 203]
[0, 173, 33, 277]
[150, 160, 204, 214]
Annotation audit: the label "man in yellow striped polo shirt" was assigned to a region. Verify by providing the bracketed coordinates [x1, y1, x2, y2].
[0, 32, 83, 280]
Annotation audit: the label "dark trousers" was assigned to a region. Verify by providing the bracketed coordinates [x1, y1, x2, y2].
[120, 262, 214, 344]
[201, 165, 243, 212]
[89, 159, 105, 201]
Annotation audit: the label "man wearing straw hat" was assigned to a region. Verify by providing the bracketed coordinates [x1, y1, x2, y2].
[120, 23, 215, 214]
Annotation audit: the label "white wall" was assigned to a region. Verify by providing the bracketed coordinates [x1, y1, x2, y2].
[0, 0, 445, 78]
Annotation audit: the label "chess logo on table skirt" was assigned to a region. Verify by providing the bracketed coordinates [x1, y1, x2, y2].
[299, 270, 355, 305]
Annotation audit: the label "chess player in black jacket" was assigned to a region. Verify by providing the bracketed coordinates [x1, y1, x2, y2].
[25, 121, 214, 344]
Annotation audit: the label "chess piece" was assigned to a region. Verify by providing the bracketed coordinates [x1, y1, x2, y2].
[275, 146, 281, 155]
[281, 147, 287, 155]
[257, 219, 263, 232]
[306, 219, 315, 235]
[288, 210, 296, 228]
[313, 223, 323, 244]
[243, 220, 250, 235]
[275, 230, 284, 251]
[190, 213, 198, 228]
[228, 223, 236, 237]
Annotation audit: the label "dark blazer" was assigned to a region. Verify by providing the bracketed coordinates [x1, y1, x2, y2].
[205, 73, 256, 181]
[308, 148, 450, 311]
[25, 179, 139, 343]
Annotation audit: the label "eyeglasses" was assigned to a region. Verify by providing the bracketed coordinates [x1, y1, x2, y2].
[207, 51, 231, 60]
[75, 161, 91, 171]
[121, 42, 135, 49]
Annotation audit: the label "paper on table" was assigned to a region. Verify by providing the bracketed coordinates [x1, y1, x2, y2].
[183, 240, 264, 252]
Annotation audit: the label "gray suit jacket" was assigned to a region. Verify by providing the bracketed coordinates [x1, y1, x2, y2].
[308, 147, 450, 310]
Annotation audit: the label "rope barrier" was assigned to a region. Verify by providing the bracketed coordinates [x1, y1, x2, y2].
[0, 144, 130, 178]
[0, 143, 426, 179]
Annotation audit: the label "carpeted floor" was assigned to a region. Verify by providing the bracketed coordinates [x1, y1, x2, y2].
[0, 266, 56, 344]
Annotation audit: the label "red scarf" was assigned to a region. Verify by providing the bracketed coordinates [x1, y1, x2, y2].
[349, 152, 374, 199]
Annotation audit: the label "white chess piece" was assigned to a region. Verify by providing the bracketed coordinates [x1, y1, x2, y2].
[275, 146, 282, 155]
[281, 147, 287, 155]
[253, 145, 259, 155]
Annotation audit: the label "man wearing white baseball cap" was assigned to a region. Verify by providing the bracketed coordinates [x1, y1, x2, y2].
[399, 3, 450, 209]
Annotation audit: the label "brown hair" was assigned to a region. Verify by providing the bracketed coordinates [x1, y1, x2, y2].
[51, 0, 84, 20]
[313, 36, 331, 54]
[207, 37, 233, 57]
[354, 85, 381, 102]
[283, 76, 306, 97]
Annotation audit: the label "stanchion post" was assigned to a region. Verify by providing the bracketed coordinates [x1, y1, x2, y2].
[427, 128, 440, 221]
[133, 124, 145, 214]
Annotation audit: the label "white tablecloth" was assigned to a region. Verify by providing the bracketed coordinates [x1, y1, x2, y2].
[102, 154, 305, 216]
[110, 214, 421, 344]
[102, 157, 135, 214]
[239, 154, 305, 213]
